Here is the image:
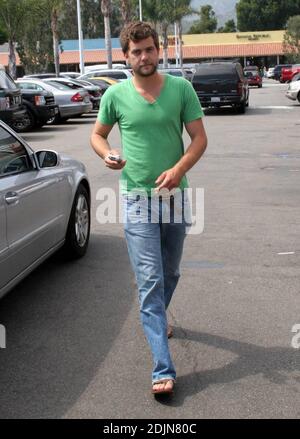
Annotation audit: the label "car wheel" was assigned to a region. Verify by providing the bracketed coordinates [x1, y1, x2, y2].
[47, 113, 62, 125]
[12, 113, 31, 132]
[61, 184, 90, 259]
[297, 92, 300, 104]
[25, 110, 37, 130]
[236, 102, 246, 114]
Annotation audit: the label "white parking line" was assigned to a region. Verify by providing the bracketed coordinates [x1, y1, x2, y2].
[251, 106, 295, 110]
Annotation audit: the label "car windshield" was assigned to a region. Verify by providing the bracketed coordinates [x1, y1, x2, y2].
[0, 71, 17, 90]
[292, 73, 300, 82]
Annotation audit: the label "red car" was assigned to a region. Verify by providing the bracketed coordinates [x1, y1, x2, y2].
[245, 70, 262, 88]
[280, 65, 300, 83]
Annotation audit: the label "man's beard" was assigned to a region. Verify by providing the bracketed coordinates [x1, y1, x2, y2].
[135, 63, 158, 77]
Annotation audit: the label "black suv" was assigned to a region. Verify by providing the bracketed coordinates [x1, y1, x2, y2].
[0, 64, 28, 130]
[17, 84, 58, 130]
[192, 62, 249, 113]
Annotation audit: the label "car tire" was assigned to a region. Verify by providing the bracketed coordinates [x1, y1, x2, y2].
[25, 109, 37, 130]
[12, 113, 31, 132]
[236, 102, 246, 114]
[60, 184, 90, 260]
[297, 92, 300, 104]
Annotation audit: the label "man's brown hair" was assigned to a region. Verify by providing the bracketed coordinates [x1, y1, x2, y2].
[120, 21, 160, 54]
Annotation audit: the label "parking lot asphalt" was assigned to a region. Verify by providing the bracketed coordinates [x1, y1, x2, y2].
[0, 79, 299, 419]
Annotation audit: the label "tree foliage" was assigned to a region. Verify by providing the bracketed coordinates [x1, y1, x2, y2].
[283, 15, 300, 63]
[188, 5, 218, 34]
[236, 0, 300, 31]
[218, 19, 237, 33]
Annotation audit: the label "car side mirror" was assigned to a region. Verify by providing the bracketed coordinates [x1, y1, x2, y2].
[36, 150, 59, 168]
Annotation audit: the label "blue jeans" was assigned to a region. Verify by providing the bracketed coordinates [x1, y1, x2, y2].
[123, 191, 190, 383]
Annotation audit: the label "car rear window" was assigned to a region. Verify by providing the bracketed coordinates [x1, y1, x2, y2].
[194, 64, 237, 81]
[44, 81, 72, 90]
[0, 71, 17, 90]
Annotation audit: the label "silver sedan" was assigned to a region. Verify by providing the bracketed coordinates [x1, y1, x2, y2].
[0, 120, 91, 299]
[16, 79, 93, 123]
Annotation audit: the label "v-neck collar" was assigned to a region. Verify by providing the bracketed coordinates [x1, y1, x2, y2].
[130, 74, 168, 105]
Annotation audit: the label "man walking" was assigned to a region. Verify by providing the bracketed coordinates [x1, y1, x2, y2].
[91, 21, 207, 395]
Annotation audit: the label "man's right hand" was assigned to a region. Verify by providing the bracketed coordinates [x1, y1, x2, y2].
[104, 149, 126, 170]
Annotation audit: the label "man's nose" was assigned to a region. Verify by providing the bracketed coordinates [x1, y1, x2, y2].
[141, 51, 149, 61]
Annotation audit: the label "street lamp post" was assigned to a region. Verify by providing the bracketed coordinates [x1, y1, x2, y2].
[139, 0, 143, 21]
[77, 0, 85, 75]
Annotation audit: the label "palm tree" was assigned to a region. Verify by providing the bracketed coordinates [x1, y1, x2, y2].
[119, 0, 132, 25]
[0, 0, 29, 78]
[44, 0, 64, 76]
[173, 0, 193, 67]
[101, 0, 112, 69]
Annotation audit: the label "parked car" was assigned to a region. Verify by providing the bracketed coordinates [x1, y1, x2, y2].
[192, 62, 249, 113]
[0, 64, 28, 132]
[158, 68, 189, 80]
[292, 73, 300, 82]
[16, 83, 58, 130]
[85, 64, 127, 71]
[45, 77, 101, 110]
[273, 64, 292, 81]
[266, 67, 275, 79]
[183, 68, 195, 82]
[16, 79, 92, 123]
[244, 70, 262, 88]
[285, 78, 300, 103]
[22, 73, 58, 79]
[60, 72, 81, 79]
[79, 69, 132, 82]
[0, 119, 91, 298]
[280, 64, 300, 83]
[244, 65, 260, 75]
[79, 78, 111, 95]
[90, 76, 119, 86]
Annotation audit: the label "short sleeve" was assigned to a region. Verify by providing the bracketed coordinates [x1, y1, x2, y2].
[182, 80, 204, 124]
[97, 88, 118, 125]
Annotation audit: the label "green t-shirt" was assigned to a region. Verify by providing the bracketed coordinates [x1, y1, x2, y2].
[97, 74, 204, 195]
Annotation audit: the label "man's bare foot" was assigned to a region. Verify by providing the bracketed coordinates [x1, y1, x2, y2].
[152, 379, 175, 394]
[167, 325, 173, 338]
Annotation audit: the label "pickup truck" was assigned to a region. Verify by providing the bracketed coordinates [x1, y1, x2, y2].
[192, 62, 249, 113]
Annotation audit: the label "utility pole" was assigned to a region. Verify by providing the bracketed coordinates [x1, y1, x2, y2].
[139, 0, 143, 21]
[77, 0, 85, 74]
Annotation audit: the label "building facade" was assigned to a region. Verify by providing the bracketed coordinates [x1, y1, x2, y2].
[0, 30, 286, 75]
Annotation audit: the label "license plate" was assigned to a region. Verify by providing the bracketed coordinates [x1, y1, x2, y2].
[211, 97, 220, 103]
[84, 96, 90, 103]
[54, 107, 59, 114]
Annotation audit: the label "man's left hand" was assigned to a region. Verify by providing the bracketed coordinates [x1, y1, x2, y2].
[155, 167, 184, 192]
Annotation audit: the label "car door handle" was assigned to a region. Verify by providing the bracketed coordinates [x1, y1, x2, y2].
[5, 192, 20, 205]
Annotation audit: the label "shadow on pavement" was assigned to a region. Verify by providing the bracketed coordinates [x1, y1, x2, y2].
[0, 234, 134, 419]
[204, 107, 273, 116]
[155, 327, 300, 407]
